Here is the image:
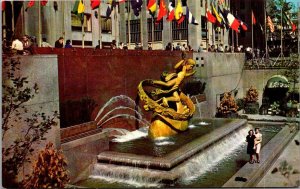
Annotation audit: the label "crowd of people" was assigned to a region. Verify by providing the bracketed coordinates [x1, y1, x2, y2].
[5, 34, 267, 57]
[246, 128, 262, 164]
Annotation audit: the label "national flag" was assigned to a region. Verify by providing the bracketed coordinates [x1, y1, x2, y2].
[90, 0, 100, 10]
[291, 23, 297, 32]
[206, 9, 216, 24]
[212, 3, 222, 25]
[283, 11, 297, 32]
[224, 10, 240, 32]
[218, 0, 225, 5]
[267, 16, 274, 33]
[240, 21, 248, 31]
[106, 0, 116, 19]
[117, 0, 126, 3]
[25, 1, 35, 11]
[41, 0, 48, 6]
[186, 6, 198, 25]
[252, 11, 256, 25]
[1, 1, 6, 11]
[156, 0, 167, 22]
[174, 0, 183, 21]
[218, 6, 229, 29]
[166, 2, 174, 21]
[147, 0, 157, 17]
[72, 0, 85, 22]
[131, 0, 143, 17]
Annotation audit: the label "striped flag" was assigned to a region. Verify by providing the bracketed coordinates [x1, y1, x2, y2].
[206, 8, 216, 24]
[226, 11, 240, 32]
[72, 0, 85, 22]
[283, 12, 297, 32]
[186, 6, 198, 25]
[41, 0, 48, 6]
[212, 3, 222, 25]
[218, 0, 225, 5]
[174, 0, 184, 24]
[2, 1, 6, 11]
[267, 16, 274, 33]
[147, 0, 157, 17]
[166, 2, 175, 21]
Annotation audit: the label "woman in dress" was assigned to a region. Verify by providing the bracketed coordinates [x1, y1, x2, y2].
[246, 129, 256, 164]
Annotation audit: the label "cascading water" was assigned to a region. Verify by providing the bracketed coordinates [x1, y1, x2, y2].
[178, 124, 252, 183]
[89, 124, 252, 188]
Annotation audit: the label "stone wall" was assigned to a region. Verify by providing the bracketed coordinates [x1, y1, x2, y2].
[193, 52, 245, 117]
[2, 55, 60, 182]
[243, 69, 298, 106]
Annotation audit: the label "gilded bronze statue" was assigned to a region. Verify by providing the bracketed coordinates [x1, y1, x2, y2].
[138, 56, 196, 139]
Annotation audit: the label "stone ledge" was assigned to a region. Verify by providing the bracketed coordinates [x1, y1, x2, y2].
[97, 119, 247, 170]
[223, 125, 298, 187]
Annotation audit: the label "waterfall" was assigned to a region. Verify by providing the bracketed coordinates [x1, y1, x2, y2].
[90, 164, 163, 188]
[90, 124, 253, 188]
[179, 124, 252, 183]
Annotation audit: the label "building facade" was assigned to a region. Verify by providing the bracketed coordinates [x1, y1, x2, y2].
[3, 0, 232, 50]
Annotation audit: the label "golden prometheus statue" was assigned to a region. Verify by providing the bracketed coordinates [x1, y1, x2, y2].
[138, 55, 196, 139]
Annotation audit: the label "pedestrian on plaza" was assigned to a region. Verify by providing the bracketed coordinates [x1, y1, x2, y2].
[165, 42, 172, 51]
[123, 43, 128, 50]
[41, 37, 52, 47]
[65, 40, 72, 48]
[119, 42, 124, 49]
[254, 128, 262, 163]
[188, 44, 193, 51]
[95, 40, 101, 49]
[246, 129, 256, 164]
[22, 35, 33, 55]
[55, 37, 64, 48]
[111, 40, 117, 49]
[148, 43, 152, 50]
[198, 44, 203, 52]
[11, 36, 24, 54]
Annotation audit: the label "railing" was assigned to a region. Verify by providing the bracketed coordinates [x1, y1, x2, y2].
[244, 54, 299, 70]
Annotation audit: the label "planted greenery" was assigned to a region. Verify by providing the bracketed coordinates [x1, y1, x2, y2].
[216, 92, 239, 118]
[271, 160, 300, 187]
[2, 56, 59, 187]
[244, 86, 259, 114]
[22, 142, 70, 189]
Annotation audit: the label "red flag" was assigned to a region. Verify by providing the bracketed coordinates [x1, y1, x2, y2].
[27, 1, 35, 8]
[292, 23, 297, 32]
[156, 0, 167, 22]
[166, 2, 174, 21]
[2, 1, 6, 11]
[41, 0, 48, 6]
[252, 11, 256, 25]
[206, 9, 216, 24]
[177, 15, 185, 25]
[90, 0, 100, 10]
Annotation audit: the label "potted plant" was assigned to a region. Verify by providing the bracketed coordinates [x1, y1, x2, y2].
[216, 92, 239, 118]
[244, 86, 259, 114]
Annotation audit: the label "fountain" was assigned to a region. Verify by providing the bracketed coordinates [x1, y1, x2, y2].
[82, 56, 251, 187]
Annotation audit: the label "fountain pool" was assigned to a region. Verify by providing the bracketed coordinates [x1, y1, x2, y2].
[75, 121, 283, 188]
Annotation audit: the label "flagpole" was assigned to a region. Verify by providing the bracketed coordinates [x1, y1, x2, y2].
[264, 0, 268, 59]
[38, 1, 41, 47]
[280, 1, 283, 63]
[152, 17, 154, 44]
[127, 0, 131, 47]
[2, 4, 6, 39]
[11, 1, 14, 35]
[82, 23, 85, 48]
[98, 4, 102, 49]
[251, 10, 254, 51]
[62, 1, 65, 41]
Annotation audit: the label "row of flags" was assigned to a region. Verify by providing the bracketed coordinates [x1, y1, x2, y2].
[2, 0, 296, 33]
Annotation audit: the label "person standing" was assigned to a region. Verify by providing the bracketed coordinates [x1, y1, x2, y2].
[55, 37, 64, 48]
[65, 40, 72, 48]
[21, 35, 33, 55]
[41, 38, 52, 47]
[246, 129, 256, 164]
[254, 128, 262, 163]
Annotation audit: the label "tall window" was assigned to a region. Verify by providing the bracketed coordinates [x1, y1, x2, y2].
[101, 17, 112, 33]
[172, 19, 188, 40]
[201, 16, 207, 39]
[71, 13, 92, 32]
[126, 19, 141, 43]
[147, 18, 163, 42]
